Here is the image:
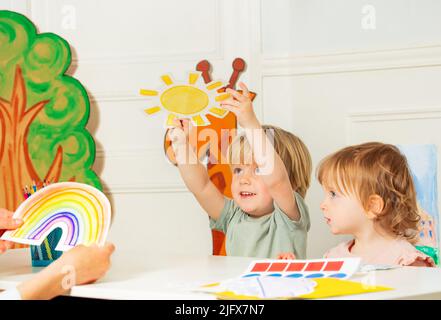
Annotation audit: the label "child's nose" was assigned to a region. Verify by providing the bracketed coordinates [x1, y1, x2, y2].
[240, 177, 250, 184]
[239, 174, 251, 184]
[320, 200, 327, 212]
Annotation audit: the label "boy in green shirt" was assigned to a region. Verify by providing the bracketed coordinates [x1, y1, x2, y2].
[169, 82, 312, 259]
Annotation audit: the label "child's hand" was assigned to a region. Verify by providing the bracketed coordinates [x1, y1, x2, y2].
[221, 82, 259, 129]
[277, 252, 296, 260]
[167, 119, 196, 165]
[168, 118, 190, 147]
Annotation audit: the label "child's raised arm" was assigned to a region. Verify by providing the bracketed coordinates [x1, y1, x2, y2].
[221, 83, 300, 221]
[168, 119, 225, 220]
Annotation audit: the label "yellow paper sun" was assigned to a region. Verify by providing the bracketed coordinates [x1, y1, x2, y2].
[141, 72, 231, 126]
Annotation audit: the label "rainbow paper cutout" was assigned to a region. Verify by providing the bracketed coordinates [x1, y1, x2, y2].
[0, 182, 111, 251]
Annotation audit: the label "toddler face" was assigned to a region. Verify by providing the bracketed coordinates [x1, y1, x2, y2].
[319, 185, 371, 235]
[230, 163, 274, 217]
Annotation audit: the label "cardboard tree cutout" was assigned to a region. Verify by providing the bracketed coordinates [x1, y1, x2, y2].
[0, 11, 102, 260]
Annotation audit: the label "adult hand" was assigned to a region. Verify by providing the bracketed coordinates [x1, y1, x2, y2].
[0, 208, 23, 253]
[57, 242, 116, 286]
[17, 242, 115, 300]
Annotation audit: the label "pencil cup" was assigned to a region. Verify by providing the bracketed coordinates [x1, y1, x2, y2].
[30, 228, 63, 267]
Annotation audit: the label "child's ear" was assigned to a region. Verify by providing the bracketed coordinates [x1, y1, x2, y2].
[365, 194, 384, 219]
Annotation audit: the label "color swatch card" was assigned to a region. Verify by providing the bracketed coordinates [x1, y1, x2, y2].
[242, 258, 361, 279]
[197, 258, 393, 300]
[1, 182, 111, 251]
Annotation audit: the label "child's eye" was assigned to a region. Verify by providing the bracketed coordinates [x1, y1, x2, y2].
[254, 167, 261, 175]
[330, 191, 337, 198]
[233, 168, 242, 175]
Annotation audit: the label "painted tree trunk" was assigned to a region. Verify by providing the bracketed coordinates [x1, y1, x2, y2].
[0, 66, 63, 212]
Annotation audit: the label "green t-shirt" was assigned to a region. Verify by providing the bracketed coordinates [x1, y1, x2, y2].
[210, 192, 310, 259]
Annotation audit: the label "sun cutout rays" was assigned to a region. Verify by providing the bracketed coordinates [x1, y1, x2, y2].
[141, 72, 231, 126]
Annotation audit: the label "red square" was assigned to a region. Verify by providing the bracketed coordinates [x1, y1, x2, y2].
[268, 263, 288, 272]
[323, 261, 344, 272]
[251, 262, 271, 272]
[304, 262, 325, 271]
[286, 263, 306, 272]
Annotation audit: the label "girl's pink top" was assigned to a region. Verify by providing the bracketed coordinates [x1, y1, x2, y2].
[324, 239, 435, 267]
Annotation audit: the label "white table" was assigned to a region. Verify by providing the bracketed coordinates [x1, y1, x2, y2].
[0, 249, 440, 300]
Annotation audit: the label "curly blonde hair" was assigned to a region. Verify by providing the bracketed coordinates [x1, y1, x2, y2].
[228, 125, 312, 198]
[317, 142, 420, 243]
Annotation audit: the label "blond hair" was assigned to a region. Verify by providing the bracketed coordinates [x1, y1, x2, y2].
[227, 125, 312, 198]
[317, 142, 420, 243]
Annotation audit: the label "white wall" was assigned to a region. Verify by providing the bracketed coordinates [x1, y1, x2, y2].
[3, 0, 441, 259]
[258, 0, 441, 258]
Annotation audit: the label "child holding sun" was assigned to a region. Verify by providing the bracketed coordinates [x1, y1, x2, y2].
[168, 82, 312, 259]
[278, 142, 435, 267]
